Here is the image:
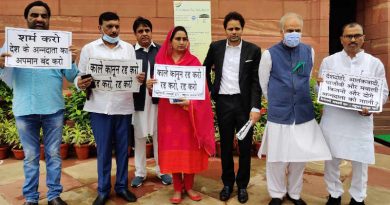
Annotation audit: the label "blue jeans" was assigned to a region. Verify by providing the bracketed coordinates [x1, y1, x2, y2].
[90, 112, 131, 197]
[15, 109, 64, 203]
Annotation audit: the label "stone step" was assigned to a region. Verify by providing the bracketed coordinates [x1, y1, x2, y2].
[374, 126, 390, 135]
[374, 115, 390, 126]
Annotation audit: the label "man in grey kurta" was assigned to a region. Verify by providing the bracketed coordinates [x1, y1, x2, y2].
[319, 22, 388, 205]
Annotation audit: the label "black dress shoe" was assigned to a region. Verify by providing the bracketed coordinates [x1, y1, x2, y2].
[326, 195, 341, 205]
[349, 198, 365, 205]
[237, 189, 248, 203]
[268, 198, 283, 205]
[23, 202, 38, 205]
[48, 197, 67, 205]
[116, 189, 137, 202]
[92, 195, 108, 205]
[286, 194, 307, 205]
[219, 186, 233, 201]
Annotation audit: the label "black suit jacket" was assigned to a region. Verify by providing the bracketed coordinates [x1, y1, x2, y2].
[203, 39, 262, 111]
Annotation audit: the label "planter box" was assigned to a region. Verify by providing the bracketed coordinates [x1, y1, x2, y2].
[40, 144, 45, 160]
[74, 144, 90, 160]
[12, 148, 25, 160]
[60, 143, 70, 159]
[0, 145, 9, 159]
[146, 143, 153, 158]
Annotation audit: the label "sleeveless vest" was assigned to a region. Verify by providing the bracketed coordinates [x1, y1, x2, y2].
[267, 42, 314, 124]
[133, 43, 160, 111]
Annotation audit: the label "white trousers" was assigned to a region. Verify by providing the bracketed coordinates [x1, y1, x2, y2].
[134, 129, 160, 177]
[324, 158, 368, 202]
[266, 162, 306, 200]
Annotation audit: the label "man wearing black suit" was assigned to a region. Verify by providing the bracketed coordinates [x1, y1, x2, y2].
[203, 11, 262, 204]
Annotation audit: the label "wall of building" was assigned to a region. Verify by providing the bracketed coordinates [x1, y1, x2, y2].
[0, 0, 330, 71]
[357, 0, 390, 83]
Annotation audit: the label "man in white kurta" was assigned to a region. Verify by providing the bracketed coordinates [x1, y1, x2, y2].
[130, 17, 172, 188]
[258, 13, 331, 205]
[319, 23, 388, 205]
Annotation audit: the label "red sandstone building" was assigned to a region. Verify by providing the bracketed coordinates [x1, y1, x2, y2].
[1, 0, 389, 133]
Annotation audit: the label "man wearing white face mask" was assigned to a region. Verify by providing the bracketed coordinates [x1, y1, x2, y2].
[78, 12, 145, 205]
[258, 12, 331, 205]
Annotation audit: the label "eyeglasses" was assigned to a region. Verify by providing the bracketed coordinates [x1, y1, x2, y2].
[342, 34, 364, 40]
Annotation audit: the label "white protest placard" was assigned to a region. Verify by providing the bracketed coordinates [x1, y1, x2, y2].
[318, 71, 384, 112]
[152, 64, 205, 100]
[86, 58, 142, 92]
[5, 27, 72, 69]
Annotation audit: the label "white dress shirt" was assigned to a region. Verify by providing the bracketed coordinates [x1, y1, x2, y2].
[219, 40, 242, 95]
[78, 38, 137, 115]
[134, 41, 156, 53]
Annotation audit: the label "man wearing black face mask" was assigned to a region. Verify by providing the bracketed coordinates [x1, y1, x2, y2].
[258, 12, 331, 205]
[77, 12, 145, 205]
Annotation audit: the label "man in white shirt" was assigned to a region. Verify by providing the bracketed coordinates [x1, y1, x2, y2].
[258, 13, 331, 205]
[130, 16, 172, 188]
[77, 12, 144, 205]
[319, 22, 389, 205]
[203, 11, 261, 204]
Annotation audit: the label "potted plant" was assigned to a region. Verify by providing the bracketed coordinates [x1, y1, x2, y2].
[252, 122, 265, 156]
[211, 100, 222, 158]
[39, 129, 45, 160]
[310, 79, 324, 123]
[0, 121, 10, 159]
[0, 81, 14, 159]
[215, 130, 221, 158]
[4, 120, 24, 160]
[146, 134, 153, 158]
[85, 124, 97, 157]
[70, 123, 91, 160]
[64, 86, 89, 128]
[60, 125, 72, 159]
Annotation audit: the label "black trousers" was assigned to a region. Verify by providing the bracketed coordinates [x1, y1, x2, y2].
[216, 94, 253, 189]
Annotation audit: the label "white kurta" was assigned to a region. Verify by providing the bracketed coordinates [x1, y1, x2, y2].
[319, 50, 389, 164]
[132, 67, 158, 139]
[258, 49, 332, 162]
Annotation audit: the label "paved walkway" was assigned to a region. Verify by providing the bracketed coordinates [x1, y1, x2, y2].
[0, 143, 389, 205]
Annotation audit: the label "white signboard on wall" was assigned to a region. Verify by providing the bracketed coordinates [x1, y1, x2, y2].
[173, 1, 211, 63]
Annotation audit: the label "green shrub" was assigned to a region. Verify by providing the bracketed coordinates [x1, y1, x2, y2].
[64, 86, 90, 128]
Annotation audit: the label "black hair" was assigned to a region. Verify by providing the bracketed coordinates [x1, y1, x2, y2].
[24, 1, 51, 19]
[341, 22, 364, 35]
[223, 11, 245, 29]
[133, 16, 153, 33]
[99, 12, 120, 25]
[170, 26, 188, 42]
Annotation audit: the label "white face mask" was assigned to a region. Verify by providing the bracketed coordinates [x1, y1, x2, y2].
[102, 34, 120, 44]
[283, 32, 301, 47]
[101, 29, 120, 44]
